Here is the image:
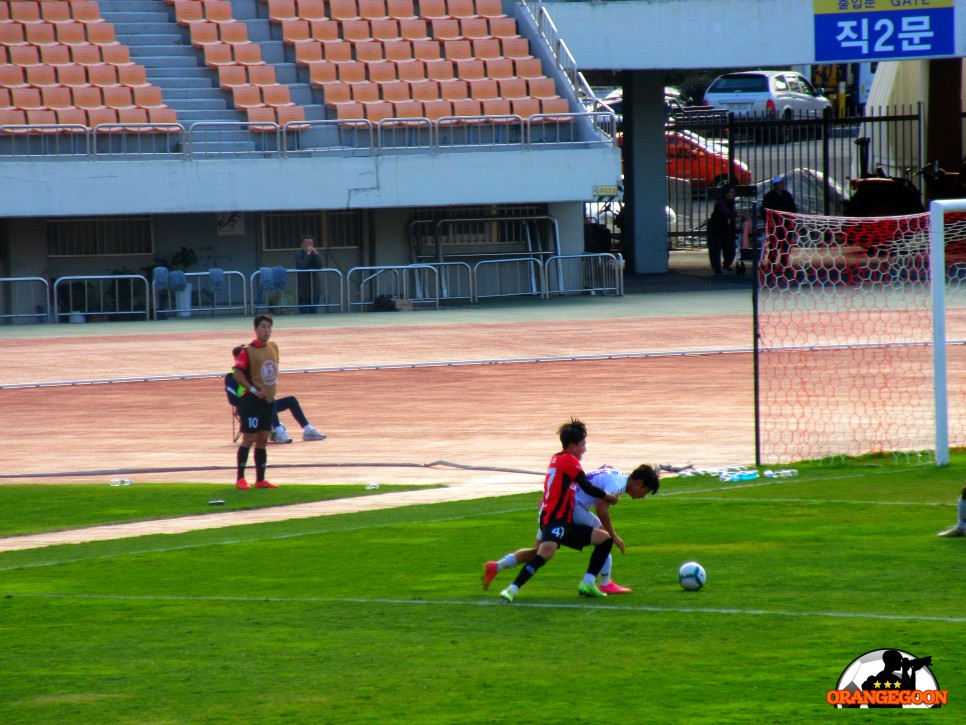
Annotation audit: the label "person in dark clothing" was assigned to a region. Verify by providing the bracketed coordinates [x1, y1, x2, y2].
[762, 175, 798, 215]
[707, 183, 746, 275]
[295, 235, 323, 314]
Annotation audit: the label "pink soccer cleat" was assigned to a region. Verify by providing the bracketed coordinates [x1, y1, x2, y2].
[235, 478, 250, 490]
[598, 581, 633, 594]
[481, 561, 499, 590]
[254, 480, 278, 489]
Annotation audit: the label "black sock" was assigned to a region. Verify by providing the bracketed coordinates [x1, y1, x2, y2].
[254, 447, 267, 482]
[236, 446, 250, 480]
[511, 554, 546, 590]
[587, 539, 614, 576]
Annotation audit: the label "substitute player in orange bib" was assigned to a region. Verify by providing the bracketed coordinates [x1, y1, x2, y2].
[232, 313, 280, 490]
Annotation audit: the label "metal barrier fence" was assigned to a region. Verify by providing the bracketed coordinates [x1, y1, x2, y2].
[250, 268, 345, 315]
[52, 274, 151, 322]
[473, 257, 546, 301]
[0, 277, 50, 324]
[546, 253, 624, 297]
[153, 270, 248, 320]
[347, 264, 440, 311]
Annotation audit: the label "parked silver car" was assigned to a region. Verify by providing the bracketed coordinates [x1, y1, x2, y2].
[703, 70, 832, 121]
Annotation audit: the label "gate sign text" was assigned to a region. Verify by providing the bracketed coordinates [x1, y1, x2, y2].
[814, 0, 955, 62]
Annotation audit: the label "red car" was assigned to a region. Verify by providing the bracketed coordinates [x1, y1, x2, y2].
[665, 131, 751, 189]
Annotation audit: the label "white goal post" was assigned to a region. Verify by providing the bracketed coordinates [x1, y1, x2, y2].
[753, 201, 966, 466]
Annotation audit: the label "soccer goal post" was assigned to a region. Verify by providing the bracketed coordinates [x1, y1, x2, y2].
[753, 202, 966, 466]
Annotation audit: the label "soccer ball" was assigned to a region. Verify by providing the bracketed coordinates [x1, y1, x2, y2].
[678, 561, 706, 591]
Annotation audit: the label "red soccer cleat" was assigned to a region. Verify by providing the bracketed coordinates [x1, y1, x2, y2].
[254, 480, 278, 489]
[598, 581, 633, 594]
[481, 561, 499, 590]
[235, 478, 250, 490]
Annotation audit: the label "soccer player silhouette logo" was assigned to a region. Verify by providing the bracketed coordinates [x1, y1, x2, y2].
[860, 650, 933, 708]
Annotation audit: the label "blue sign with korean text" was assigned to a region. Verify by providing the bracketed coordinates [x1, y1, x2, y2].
[814, 0, 955, 62]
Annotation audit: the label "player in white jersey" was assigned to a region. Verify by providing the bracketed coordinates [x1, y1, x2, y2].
[937, 484, 966, 537]
[482, 463, 659, 594]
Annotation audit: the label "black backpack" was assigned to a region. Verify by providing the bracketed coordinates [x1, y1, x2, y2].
[225, 372, 241, 407]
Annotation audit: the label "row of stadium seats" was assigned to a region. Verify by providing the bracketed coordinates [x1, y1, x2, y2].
[0, 16, 119, 47]
[259, 0, 508, 23]
[0, 1, 104, 26]
[0, 105, 177, 130]
[3, 83, 165, 110]
[1, 40, 133, 66]
[1, 62, 152, 88]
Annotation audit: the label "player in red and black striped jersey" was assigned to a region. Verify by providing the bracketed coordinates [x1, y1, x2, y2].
[491, 418, 619, 604]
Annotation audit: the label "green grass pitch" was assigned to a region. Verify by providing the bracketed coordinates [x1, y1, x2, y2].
[0, 460, 963, 724]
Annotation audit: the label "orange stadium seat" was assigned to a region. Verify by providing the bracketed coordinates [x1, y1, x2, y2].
[280, 19, 310, 43]
[261, 84, 294, 107]
[134, 85, 166, 108]
[307, 61, 338, 85]
[103, 85, 136, 109]
[310, 19, 340, 41]
[117, 106, 150, 129]
[10, 43, 42, 66]
[297, 0, 327, 22]
[321, 40, 352, 62]
[408, 78, 438, 101]
[390, 98, 422, 120]
[190, 22, 220, 46]
[246, 106, 277, 130]
[0, 2, 7, 21]
[117, 64, 150, 87]
[498, 77, 527, 99]
[431, 18, 461, 42]
[26, 108, 60, 129]
[293, 40, 323, 64]
[527, 76, 557, 98]
[175, 1, 205, 25]
[443, 39, 471, 60]
[419, 0, 448, 21]
[218, 65, 249, 89]
[358, 0, 388, 21]
[480, 96, 510, 116]
[371, 18, 400, 42]
[87, 22, 119, 46]
[468, 77, 497, 100]
[455, 58, 484, 81]
[475, 0, 505, 19]
[350, 80, 380, 102]
[101, 44, 133, 66]
[88, 107, 119, 127]
[399, 18, 429, 41]
[267, 0, 297, 23]
[393, 58, 424, 82]
[412, 39, 440, 61]
[11, 2, 43, 24]
[276, 105, 308, 129]
[0, 22, 27, 46]
[382, 39, 412, 61]
[450, 97, 481, 118]
[472, 38, 501, 60]
[12, 88, 45, 110]
[71, 43, 104, 65]
[363, 99, 394, 123]
[484, 57, 513, 79]
[460, 18, 489, 41]
[501, 36, 530, 58]
[42, 85, 73, 110]
[25, 64, 59, 87]
[232, 84, 265, 110]
[41, 2, 74, 25]
[203, 42, 234, 66]
[366, 60, 396, 83]
[341, 19, 373, 44]
[488, 16, 518, 39]
[148, 106, 178, 126]
[233, 43, 265, 65]
[0, 65, 30, 89]
[88, 64, 120, 87]
[204, 1, 236, 25]
[425, 58, 454, 82]
[439, 78, 468, 101]
[72, 2, 106, 25]
[448, 0, 478, 19]
[56, 107, 88, 127]
[248, 65, 278, 86]
[514, 57, 542, 79]
[539, 96, 570, 116]
[319, 80, 351, 105]
[354, 41, 383, 63]
[40, 44, 72, 65]
[56, 64, 90, 87]
[510, 96, 540, 118]
[379, 79, 408, 102]
[421, 98, 452, 121]
[26, 23, 59, 47]
[334, 100, 365, 123]
[218, 23, 248, 46]
[335, 60, 366, 82]
[387, 0, 416, 20]
[72, 85, 104, 109]
[329, 0, 361, 22]
[0, 109, 29, 129]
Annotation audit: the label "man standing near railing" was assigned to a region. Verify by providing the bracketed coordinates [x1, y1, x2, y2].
[295, 235, 323, 314]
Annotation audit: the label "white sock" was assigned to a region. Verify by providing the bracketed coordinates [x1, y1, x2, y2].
[275, 425, 286, 434]
[581, 573, 596, 586]
[506, 584, 519, 595]
[498, 553, 519, 571]
[958, 497, 966, 528]
[597, 554, 614, 585]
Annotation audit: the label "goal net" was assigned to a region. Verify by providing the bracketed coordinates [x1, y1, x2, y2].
[755, 206, 966, 464]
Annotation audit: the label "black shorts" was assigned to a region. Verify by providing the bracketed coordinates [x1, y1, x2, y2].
[237, 395, 273, 433]
[539, 520, 595, 551]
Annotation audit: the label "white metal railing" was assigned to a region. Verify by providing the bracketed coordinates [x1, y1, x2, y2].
[52, 274, 151, 322]
[250, 267, 345, 314]
[153, 269, 249, 319]
[346, 264, 441, 311]
[473, 257, 546, 301]
[0, 277, 51, 323]
[545, 253, 624, 297]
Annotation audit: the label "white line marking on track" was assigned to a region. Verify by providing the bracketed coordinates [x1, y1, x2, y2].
[7, 592, 965, 623]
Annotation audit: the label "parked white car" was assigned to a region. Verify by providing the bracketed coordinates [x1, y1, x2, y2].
[703, 70, 832, 122]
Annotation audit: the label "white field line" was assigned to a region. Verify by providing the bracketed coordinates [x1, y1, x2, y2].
[8, 592, 966, 624]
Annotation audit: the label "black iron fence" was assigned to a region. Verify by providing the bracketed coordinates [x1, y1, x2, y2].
[587, 106, 924, 251]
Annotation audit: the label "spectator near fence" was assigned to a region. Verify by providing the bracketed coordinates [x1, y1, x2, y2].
[295, 235, 323, 314]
